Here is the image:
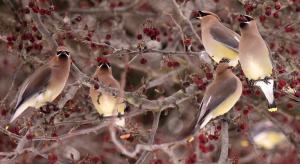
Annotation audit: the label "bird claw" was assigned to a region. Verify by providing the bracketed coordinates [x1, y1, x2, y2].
[221, 117, 231, 124]
[247, 79, 255, 87]
[98, 114, 104, 120]
[262, 77, 271, 84]
[117, 112, 123, 118]
[220, 58, 230, 63]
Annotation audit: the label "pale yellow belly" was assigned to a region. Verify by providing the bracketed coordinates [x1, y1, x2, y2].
[212, 86, 242, 117]
[91, 93, 125, 116]
[204, 39, 239, 63]
[241, 59, 273, 80]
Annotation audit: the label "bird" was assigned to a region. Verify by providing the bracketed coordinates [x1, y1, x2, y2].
[195, 10, 240, 67]
[89, 58, 126, 127]
[195, 62, 242, 130]
[10, 46, 72, 123]
[238, 14, 277, 112]
[251, 121, 287, 150]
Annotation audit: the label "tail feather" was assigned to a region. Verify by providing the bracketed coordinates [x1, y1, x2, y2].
[115, 117, 125, 127]
[254, 79, 277, 112]
[10, 102, 29, 123]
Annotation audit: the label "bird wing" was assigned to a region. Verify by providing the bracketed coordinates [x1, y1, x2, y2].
[210, 25, 240, 52]
[13, 66, 52, 112]
[196, 77, 238, 128]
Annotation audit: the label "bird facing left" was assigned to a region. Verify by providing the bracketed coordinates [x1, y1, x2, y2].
[9, 46, 72, 123]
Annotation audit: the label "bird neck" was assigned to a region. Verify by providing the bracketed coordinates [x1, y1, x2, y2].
[215, 70, 232, 80]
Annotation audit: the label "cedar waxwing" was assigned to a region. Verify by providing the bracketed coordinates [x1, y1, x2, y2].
[238, 15, 277, 112]
[195, 11, 240, 67]
[89, 58, 126, 127]
[10, 46, 71, 123]
[195, 62, 242, 129]
[251, 121, 287, 150]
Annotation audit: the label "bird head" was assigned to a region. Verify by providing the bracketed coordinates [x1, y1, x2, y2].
[97, 57, 112, 72]
[56, 46, 70, 60]
[238, 14, 254, 29]
[194, 10, 221, 21]
[215, 62, 233, 75]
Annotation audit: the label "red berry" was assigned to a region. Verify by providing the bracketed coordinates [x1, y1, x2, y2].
[208, 144, 215, 151]
[48, 153, 58, 164]
[290, 80, 298, 88]
[198, 134, 208, 144]
[28, 1, 35, 8]
[287, 102, 294, 109]
[255, 90, 261, 96]
[26, 133, 34, 140]
[137, 34, 142, 40]
[273, 12, 279, 18]
[206, 72, 213, 80]
[265, 6, 272, 16]
[183, 38, 192, 46]
[278, 79, 286, 89]
[239, 123, 247, 131]
[24, 7, 30, 14]
[244, 3, 254, 13]
[295, 91, 300, 98]
[32, 6, 39, 13]
[243, 109, 249, 115]
[259, 15, 266, 23]
[75, 16, 82, 22]
[140, 58, 147, 64]
[285, 25, 295, 33]
[274, 2, 281, 10]
[105, 34, 111, 40]
[32, 26, 38, 32]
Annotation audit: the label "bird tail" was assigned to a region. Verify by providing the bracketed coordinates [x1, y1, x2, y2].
[10, 102, 29, 123]
[115, 117, 125, 127]
[193, 102, 212, 133]
[254, 79, 277, 112]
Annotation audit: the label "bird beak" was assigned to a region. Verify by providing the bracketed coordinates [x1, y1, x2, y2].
[99, 63, 111, 69]
[57, 51, 70, 59]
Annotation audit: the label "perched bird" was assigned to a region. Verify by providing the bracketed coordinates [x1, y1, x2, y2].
[89, 58, 126, 127]
[251, 121, 287, 150]
[10, 46, 71, 123]
[195, 10, 240, 67]
[238, 15, 277, 112]
[195, 62, 242, 129]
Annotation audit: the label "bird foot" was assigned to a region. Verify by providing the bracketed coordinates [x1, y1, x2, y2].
[98, 114, 104, 120]
[247, 79, 255, 87]
[262, 77, 271, 84]
[117, 112, 124, 118]
[220, 58, 230, 63]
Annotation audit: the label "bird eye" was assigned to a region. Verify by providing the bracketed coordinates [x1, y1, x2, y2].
[57, 51, 62, 55]
[198, 11, 210, 17]
[245, 15, 254, 21]
[65, 51, 70, 56]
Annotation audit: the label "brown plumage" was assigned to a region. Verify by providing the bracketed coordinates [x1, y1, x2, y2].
[10, 46, 71, 123]
[239, 15, 277, 112]
[195, 63, 242, 129]
[89, 59, 126, 127]
[196, 10, 240, 67]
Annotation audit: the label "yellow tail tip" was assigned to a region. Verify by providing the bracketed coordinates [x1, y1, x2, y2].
[5, 125, 9, 130]
[268, 107, 277, 112]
